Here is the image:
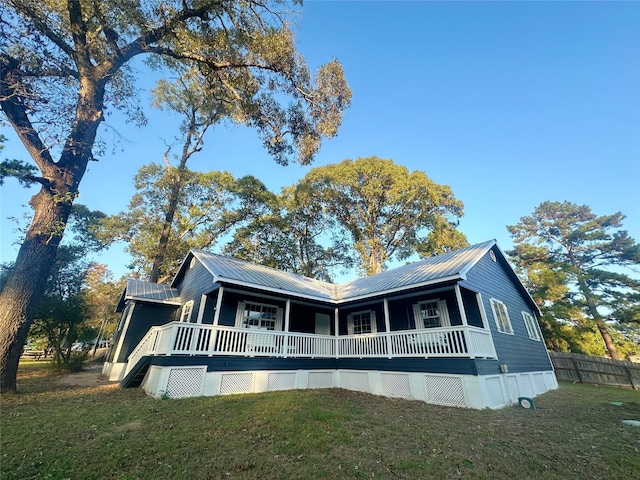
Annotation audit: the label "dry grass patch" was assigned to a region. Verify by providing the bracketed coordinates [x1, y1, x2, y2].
[1, 361, 639, 479]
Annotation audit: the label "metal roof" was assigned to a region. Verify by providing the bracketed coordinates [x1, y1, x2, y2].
[192, 250, 338, 302]
[189, 240, 497, 303]
[117, 279, 181, 311]
[337, 240, 497, 301]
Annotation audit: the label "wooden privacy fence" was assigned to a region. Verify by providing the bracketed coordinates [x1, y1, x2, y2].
[550, 352, 640, 390]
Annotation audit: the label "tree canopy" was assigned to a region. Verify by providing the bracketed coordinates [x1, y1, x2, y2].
[100, 164, 273, 282]
[0, 0, 351, 392]
[297, 157, 467, 275]
[224, 183, 353, 282]
[507, 201, 640, 360]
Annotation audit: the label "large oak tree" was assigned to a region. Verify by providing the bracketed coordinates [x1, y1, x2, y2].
[224, 182, 354, 282]
[299, 157, 467, 276]
[0, 0, 350, 392]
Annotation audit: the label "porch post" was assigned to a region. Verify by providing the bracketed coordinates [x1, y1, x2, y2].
[334, 307, 340, 358]
[383, 298, 393, 358]
[284, 299, 291, 332]
[454, 285, 469, 326]
[212, 286, 224, 326]
[283, 299, 291, 358]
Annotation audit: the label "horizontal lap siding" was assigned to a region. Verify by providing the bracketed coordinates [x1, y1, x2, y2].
[117, 303, 179, 362]
[463, 250, 552, 373]
[147, 355, 484, 376]
[177, 261, 216, 321]
[375, 290, 463, 332]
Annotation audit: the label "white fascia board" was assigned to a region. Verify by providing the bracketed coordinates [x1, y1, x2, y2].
[457, 240, 497, 278]
[124, 295, 182, 306]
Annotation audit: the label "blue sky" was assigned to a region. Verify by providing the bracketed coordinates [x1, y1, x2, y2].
[1, 0, 639, 281]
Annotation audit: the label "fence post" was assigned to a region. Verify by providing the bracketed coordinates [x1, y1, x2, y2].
[625, 366, 639, 390]
[571, 357, 583, 383]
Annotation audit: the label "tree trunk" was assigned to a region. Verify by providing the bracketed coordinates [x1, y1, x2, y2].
[576, 273, 621, 360]
[148, 125, 197, 283]
[0, 192, 67, 391]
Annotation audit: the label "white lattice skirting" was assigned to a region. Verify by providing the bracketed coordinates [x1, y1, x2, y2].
[140, 366, 558, 409]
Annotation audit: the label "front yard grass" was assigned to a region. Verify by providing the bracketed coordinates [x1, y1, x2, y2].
[1, 361, 639, 479]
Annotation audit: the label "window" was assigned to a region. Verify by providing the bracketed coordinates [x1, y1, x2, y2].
[522, 311, 541, 341]
[180, 301, 194, 323]
[489, 298, 513, 334]
[347, 310, 377, 335]
[235, 301, 283, 330]
[412, 299, 451, 329]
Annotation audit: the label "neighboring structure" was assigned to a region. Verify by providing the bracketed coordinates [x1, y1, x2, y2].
[103, 240, 557, 409]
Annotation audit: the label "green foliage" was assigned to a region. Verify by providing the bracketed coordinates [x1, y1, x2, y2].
[21, 210, 119, 368]
[224, 183, 353, 281]
[0, 0, 351, 391]
[508, 201, 640, 359]
[298, 157, 467, 275]
[0, 135, 38, 186]
[2, 1, 350, 167]
[98, 163, 272, 280]
[30, 289, 88, 368]
[65, 350, 89, 372]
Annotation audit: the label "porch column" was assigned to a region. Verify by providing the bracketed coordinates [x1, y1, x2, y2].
[212, 286, 224, 326]
[383, 298, 393, 358]
[334, 307, 340, 358]
[284, 299, 291, 332]
[454, 285, 469, 326]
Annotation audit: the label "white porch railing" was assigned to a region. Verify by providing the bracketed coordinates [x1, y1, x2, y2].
[125, 323, 497, 375]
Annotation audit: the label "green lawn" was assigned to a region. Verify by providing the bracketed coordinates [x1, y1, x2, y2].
[1, 361, 639, 480]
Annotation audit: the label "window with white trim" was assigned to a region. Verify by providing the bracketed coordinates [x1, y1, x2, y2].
[235, 301, 283, 331]
[347, 310, 377, 335]
[521, 311, 541, 341]
[489, 298, 513, 334]
[180, 300, 194, 323]
[412, 299, 451, 329]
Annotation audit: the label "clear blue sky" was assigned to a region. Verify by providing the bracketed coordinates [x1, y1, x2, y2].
[1, 1, 639, 281]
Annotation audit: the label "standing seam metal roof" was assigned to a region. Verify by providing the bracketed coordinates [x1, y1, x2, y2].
[123, 279, 181, 303]
[190, 240, 497, 303]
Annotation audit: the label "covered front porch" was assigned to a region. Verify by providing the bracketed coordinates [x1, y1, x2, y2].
[124, 322, 497, 379]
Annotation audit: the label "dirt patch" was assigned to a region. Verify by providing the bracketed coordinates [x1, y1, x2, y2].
[56, 364, 117, 388]
[114, 419, 144, 433]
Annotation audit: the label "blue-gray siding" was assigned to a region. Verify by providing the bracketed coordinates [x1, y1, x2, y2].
[146, 354, 495, 376]
[462, 248, 552, 373]
[115, 303, 179, 363]
[176, 260, 216, 322]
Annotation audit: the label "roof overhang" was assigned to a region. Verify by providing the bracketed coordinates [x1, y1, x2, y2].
[334, 274, 463, 304]
[215, 275, 336, 304]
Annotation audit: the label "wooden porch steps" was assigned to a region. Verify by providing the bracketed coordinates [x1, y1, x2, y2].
[120, 357, 151, 388]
